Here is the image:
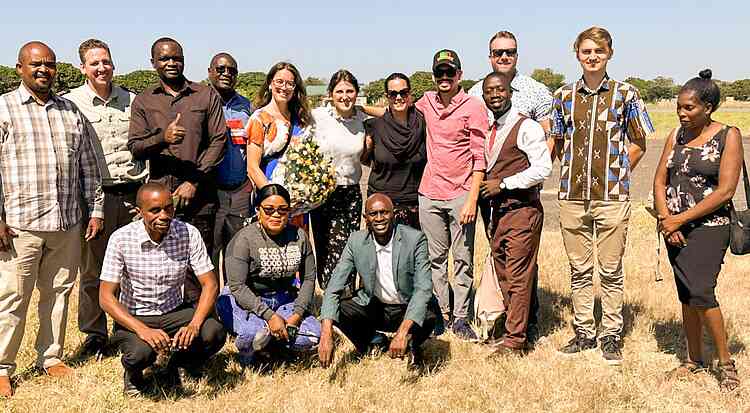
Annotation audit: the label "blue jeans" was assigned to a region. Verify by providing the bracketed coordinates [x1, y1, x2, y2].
[216, 287, 320, 364]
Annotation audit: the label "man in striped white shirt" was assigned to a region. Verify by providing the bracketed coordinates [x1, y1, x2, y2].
[0, 41, 104, 398]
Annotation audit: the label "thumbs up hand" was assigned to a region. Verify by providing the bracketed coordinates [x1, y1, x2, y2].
[164, 113, 185, 144]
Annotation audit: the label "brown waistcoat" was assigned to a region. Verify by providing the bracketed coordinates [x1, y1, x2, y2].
[486, 115, 540, 209]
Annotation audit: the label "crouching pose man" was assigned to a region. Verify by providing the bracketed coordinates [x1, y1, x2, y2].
[319, 193, 437, 369]
[99, 182, 226, 396]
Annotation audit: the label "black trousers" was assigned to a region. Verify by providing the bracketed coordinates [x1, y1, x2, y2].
[111, 305, 226, 372]
[336, 297, 437, 353]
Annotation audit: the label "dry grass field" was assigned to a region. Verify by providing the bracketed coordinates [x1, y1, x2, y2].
[1, 205, 749, 412]
[646, 106, 750, 139]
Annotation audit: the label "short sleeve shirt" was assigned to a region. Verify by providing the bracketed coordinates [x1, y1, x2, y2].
[551, 76, 654, 201]
[100, 219, 214, 316]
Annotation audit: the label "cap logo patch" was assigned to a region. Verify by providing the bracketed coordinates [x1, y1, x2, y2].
[438, 51, 454, 61]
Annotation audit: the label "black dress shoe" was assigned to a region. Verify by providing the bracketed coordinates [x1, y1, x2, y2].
[407, 346, 426, 371]
[123, 368, 144, 397]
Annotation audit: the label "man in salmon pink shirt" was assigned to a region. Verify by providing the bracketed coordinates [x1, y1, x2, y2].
[415, 50, 487, 341]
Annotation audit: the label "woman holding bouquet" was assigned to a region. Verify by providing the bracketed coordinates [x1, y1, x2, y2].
[247, 62, 313, 226]
[310, 70, 367, 288]
[361, 73, 427, 230]
[247, 61, 312, 187]
[216, 184, 320, 365]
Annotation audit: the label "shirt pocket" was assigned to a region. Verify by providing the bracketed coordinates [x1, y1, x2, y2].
[186, 108, 207, 134]
[164, 257, 189, 285]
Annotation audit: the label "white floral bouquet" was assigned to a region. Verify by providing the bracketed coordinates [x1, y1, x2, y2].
[271, 126, 337, 216]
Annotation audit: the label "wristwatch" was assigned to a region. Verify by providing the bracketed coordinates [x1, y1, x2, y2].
[499, 181, 506, 190]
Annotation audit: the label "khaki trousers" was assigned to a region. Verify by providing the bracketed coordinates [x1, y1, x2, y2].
[0, 224, 81, 376]
[559, 200, 630, 340]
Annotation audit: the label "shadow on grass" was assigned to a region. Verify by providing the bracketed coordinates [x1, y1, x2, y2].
[536, 287, 571, 337]
[537, 287, 645, 340]
[399, 338, 451, 384]
[653, 317, 746, 362]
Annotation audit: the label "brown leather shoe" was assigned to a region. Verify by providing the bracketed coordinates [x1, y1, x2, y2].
[0, 375, 12, 398]
[44, 362, 74, 377]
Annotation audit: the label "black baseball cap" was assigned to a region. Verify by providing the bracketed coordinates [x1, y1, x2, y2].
[432, 49, 461, 71]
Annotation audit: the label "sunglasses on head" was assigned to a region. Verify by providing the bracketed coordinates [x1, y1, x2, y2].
[215, 65, 238, 75]
[387, 88, 410, 99]
[433, 66, 457, 79]
[259, 205, 291, 216]
[491, 48, 517, 58]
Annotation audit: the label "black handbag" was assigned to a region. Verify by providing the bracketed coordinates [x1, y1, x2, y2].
[729, 157, 750, 255]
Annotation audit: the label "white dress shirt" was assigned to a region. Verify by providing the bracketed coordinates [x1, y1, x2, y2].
[373, 234, 403, 304]
[312, 106, 366, 186]
[485, 106, 552, 189]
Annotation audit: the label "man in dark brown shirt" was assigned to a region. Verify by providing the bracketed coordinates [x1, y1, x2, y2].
[128, 37, 226, 301]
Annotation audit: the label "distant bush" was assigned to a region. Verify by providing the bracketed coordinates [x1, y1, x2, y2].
[0, 62, 84, 95]
[114, 70, 160, 94]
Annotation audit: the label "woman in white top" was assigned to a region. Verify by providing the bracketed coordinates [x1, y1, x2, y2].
[310, 70, 366, 289]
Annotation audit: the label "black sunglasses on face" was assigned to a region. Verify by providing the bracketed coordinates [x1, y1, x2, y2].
[215, 65, 238, 75]
[491, 48, 518, 58]
[387, 88, 410, 99]
[433, 67, 457, 79]
[259, 205, 291, 216]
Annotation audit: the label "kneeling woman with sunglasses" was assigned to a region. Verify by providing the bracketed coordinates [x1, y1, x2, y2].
[216, 184, 320, 364]
[361, 73, 427, 229]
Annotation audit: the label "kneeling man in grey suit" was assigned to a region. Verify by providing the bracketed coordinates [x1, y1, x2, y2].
[318, 193, 437, 368]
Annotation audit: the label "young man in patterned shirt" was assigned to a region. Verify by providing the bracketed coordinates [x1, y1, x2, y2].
[550, 27, 654, 365]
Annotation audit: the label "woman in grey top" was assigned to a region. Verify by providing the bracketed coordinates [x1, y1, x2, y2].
[216, 184, 320, 365]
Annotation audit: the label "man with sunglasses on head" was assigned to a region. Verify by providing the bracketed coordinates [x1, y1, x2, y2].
[207, 53, 253, 273]
[363, 50, 487, 341]
[469, 31, 552, 344]
[65, 38, 147, 360]
[128, 37, 226, 304]
[469, 31, 553, 138]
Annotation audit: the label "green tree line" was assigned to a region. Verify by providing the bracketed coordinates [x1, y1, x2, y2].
[2, 63, 750, 104]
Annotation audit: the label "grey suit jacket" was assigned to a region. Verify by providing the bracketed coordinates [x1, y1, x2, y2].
[320, 224, 433, 326]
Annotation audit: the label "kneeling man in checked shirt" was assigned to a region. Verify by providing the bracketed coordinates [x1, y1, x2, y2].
[99, 182, 226, 397]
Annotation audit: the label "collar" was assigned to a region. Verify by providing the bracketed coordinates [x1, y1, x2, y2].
[17, 84, 56, 107]
[153, 78, 195, 96]
[431, 87, 467, 108]
[576, 73, 611, 95]
[492, 105, 520, 130]
[375, 232, 394, 252]
[326, 104, 364, 123]
[137, 219, 176, 247]
[84, 80, 118, 105]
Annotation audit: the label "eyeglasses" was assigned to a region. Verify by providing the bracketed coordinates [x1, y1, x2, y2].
[259, 205, 291, 216]
[433, 67, 457, 79]
[272, 78, 296, 89]
[387, 88, 410, 100]
[490, 48, 517, 58]
[214, 65, 238, 75]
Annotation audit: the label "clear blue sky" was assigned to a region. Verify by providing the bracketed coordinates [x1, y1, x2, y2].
[3, 1, 748, 85]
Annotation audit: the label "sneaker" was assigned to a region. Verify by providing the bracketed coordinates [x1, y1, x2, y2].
[558, 333, 597, 355]
[451, 318, 478, 341]
[123, 368, 145, 397]
[600, 336, 623, 365]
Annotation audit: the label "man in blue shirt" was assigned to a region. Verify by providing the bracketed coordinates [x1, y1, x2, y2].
[207, 53, 253, 271]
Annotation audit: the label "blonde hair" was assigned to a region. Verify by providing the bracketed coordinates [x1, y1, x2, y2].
[573, 26, 613, 52]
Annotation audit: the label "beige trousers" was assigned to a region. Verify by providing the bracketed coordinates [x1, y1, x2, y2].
[559, 200, 630, 340]
[0, 224, 81, 376]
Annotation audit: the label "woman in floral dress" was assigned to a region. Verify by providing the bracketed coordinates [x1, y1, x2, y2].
[652, 69, 742, 391]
